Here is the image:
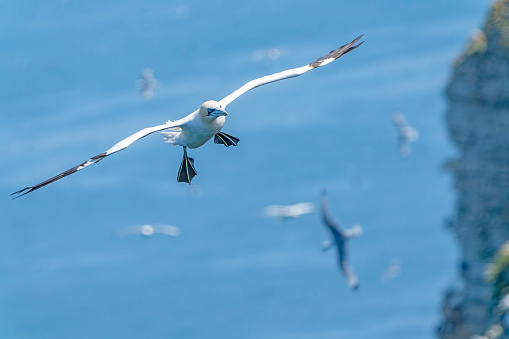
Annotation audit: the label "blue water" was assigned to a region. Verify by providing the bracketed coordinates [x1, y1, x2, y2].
[0, 1, 493, 338]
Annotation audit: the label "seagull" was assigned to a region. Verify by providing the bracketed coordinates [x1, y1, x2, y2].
[12, 35, 364, 199]
[392, 112, 418, 158]
[381, 258, 402, 283]
[136, 68, 157, 100]
[320, 190, 362, 290]
[262, 202, 315, 222]
[117, 224, 181, 238]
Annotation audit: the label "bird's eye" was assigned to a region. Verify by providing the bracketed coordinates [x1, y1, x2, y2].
[207, 108, 215, 114]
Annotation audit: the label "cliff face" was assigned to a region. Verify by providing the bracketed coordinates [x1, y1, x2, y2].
[438, 1, 509, 338]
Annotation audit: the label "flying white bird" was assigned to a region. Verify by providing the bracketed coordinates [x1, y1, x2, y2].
[117, 224, 181, 238]
[263, 202, 315, 222]
[320, 190, 362, 290]
[392, 112, 418, 158]
[136, 68, 157, 100]
[381, 258, 402, 283]
[12, 35, 363, 199]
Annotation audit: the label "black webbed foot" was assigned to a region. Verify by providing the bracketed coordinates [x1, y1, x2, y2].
[177, 146, 197, 184]
[214, 132, 240, 147]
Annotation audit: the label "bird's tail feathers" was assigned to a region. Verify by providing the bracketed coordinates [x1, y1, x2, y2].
[160, 129, 181, 145]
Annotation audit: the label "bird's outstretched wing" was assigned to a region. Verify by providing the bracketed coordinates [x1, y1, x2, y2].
[320, 190, 343, 232]
[339, 259, 360, 290]
[219, 35, 364, 108]
[334, 240, 358, 290]
[290, 202, 316, 215]
[12, 119, 187, 199]
[152, 224, 182, 236]
[392, 112, 409, 130]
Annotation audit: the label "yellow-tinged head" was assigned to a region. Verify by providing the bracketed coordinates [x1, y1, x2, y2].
[199, 100, 228, 119]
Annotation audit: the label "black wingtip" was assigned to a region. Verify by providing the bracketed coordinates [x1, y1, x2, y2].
[351, 40, 365, 50]
[11, 189, 33, 200]
[309, 34, 365, 68]
[11, 187, 30, 196]
[351, 34, 364, 44]
[344, 37, 365, 55]
[11, 187, 32, 199]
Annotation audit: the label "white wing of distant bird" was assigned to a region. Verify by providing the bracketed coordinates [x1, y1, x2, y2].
[263, 202, 315, 221]
[13, 35, 363, 199]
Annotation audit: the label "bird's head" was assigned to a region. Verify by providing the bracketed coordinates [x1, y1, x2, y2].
[142, 68, 154, 79]
[199, 100, 228, 120]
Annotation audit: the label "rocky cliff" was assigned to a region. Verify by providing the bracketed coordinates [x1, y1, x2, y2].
[438, 1, 509, 338]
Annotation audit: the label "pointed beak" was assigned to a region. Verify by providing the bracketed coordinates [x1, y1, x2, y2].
[208, 108, 228, 117]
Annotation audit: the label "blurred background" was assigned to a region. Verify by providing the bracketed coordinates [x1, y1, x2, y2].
[0, 0, 501, 338]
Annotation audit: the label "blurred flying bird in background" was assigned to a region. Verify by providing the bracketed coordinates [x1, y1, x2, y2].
[262, 202, 315, 222]
[136, 68, 157, 100]
[117, 224, 181, 238]
[392, 112, 418, 158]
[382, 258, 402, 283]
[320, 190, 362, 290]
[12, 35, 363, 198]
